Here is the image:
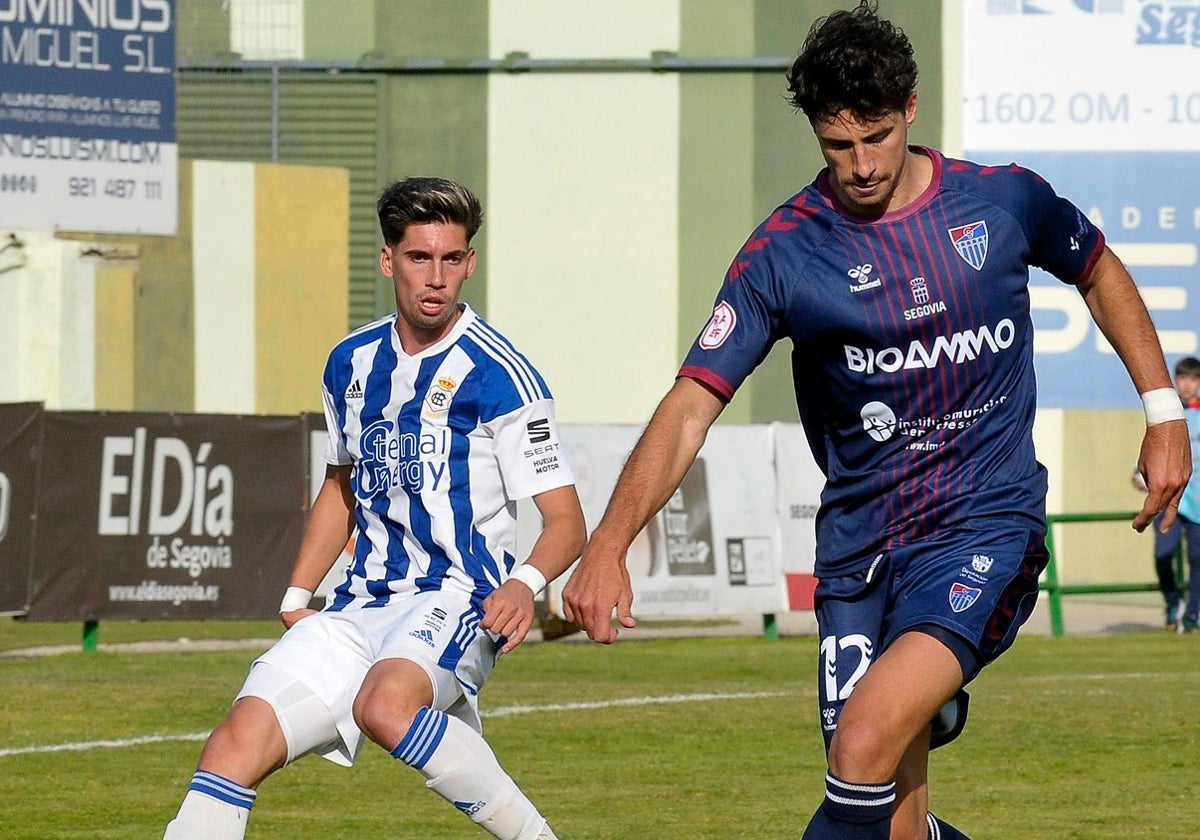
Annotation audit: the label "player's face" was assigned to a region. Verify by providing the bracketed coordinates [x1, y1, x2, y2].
[382, 221, 475, 353]
[1176, 373, 1200, 404]
[812, 92, 919, 218]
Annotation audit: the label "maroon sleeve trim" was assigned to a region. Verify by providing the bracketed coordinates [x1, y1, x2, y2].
[677, 365, 736, 402]
[1074, 228, 1106, 285]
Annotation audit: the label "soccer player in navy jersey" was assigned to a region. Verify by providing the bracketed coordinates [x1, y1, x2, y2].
[563, 3, 1190, 839]
[162, 177, 585, 840]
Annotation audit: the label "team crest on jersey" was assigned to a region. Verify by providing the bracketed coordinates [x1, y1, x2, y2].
[948, 582, 982, 613]
[425, 375, 458, 414]
[948, 221, 988, 271]
[699, 301, 736, 349]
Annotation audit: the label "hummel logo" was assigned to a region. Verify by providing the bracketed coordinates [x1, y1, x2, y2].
[410, 629, 434, 646]
[847, 263, 882, 294]
[345, 379, 364, 401]
[848, 264, 873, 283]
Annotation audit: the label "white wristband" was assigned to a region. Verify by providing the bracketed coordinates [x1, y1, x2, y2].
[509, 564, 547, 596]
[1142, 388, 1185, 426]
[279, 586, 313, 613]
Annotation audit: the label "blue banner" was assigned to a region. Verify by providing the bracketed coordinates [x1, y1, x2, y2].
[969, 150, 1200, 409]
[0, 0, 178, 234]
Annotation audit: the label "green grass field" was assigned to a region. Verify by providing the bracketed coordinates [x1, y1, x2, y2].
[1, 618, 1198, 839]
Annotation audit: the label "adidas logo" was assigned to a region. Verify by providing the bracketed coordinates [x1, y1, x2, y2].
[410, 628, 434, 646]
[345, 379, 364, 401]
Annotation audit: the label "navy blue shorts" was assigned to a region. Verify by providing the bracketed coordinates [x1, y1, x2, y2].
[813, 523, 1048, 749]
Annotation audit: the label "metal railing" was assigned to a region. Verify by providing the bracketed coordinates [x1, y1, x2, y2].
[1042, 510, 1168, 637]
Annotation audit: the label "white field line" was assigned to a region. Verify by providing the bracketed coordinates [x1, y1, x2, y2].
[12, 672, 1198, 759]
[0, 690, 788, 758]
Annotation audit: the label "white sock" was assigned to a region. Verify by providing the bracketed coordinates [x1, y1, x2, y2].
[391, 706, 553, 840]
[162, 771, 256, 840]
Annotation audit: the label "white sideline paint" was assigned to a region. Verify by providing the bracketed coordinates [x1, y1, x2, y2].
[0, 691, 788, 758]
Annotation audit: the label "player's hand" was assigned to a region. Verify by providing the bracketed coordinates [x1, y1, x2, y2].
[1134, 419, 1191, 533]
[280, 607, 317, 630]
[562, 535, 636, 644]
[482, 580, 536, 654]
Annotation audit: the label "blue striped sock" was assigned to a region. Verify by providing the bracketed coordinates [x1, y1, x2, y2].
[801, 773, 895, 839]
[390, 706, 449, 770]
[187, 770, 257, 811]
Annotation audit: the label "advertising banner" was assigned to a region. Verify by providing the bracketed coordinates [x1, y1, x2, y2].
[0, 402, 42, 614]
[546, 424, 786, 617]
[0, 0, 178, 234]
[26, 411, 307, 620]
[961, 0, 1199, 408]
[773, 422, 824, 610]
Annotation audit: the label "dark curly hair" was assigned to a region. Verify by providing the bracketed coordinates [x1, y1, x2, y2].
[377, 176, 483, 246]
[786, 1, 917, 123]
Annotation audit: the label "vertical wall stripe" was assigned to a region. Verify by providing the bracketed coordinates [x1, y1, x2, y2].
[254, 163, 350, 414]
[1059, 408, 1149, 584]
[940, 0, 964, 158]
[375, 0, 488, 320]
[487, 0, 681, 424]
[94, 261, 137, 410]
[134, 161, 195, 411]
[680, 0, 756, 422]
[58, 251, 97, 409]
[193, 160, 256, 413]
[0, 230, 38, 402]
[7, 232, 73, 406]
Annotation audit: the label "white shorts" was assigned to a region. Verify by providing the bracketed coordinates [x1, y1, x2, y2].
[236, 589, 498, 767]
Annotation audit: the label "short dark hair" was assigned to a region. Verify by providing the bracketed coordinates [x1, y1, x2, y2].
[376, 177, 483, 246]
[1175, 357, 1200, 378]
[786, 1, 918, 123]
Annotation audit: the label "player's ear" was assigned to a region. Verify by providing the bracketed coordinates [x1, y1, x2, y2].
[465, 247, 476, 279]
[380, 245, 393, 278]
[904, 91, 918, 127]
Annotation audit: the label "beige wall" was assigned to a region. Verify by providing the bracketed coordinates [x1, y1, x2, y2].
[1, 161, 349, 416]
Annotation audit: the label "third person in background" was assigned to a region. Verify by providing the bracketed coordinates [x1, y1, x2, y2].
[1135, 355, 1200, 632]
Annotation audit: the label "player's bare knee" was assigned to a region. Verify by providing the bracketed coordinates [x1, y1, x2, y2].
[353, 686, 420, 748]
[197, 726, 275, 786]
[827, 718, 899, 781]
[351, 688, 387, 745]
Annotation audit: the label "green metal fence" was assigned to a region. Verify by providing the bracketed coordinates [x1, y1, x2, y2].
[1043, 510, 1173, 637]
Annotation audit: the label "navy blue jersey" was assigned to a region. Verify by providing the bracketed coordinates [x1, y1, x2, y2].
[679, 148, 1103, 575]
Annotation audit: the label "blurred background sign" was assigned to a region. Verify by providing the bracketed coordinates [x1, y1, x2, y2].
[0, 0, 178, 234]
[961, 0, 1199, 408]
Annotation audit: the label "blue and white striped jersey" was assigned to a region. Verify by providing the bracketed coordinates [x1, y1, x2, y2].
[319, 304, 574, 610]
[680, 148, 1104, 576]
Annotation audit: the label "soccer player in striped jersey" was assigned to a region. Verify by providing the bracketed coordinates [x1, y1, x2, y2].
[563, 3, 1190, 839]
[163, 177, 585, 840]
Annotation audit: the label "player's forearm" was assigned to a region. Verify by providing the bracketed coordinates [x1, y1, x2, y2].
[1079, 247, 1174, 394]
[288, 467, 355, 590]
[522, 494, 587, 585]
[591, 378, 723, 550]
